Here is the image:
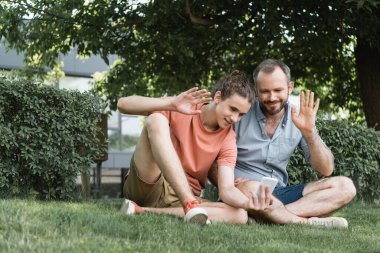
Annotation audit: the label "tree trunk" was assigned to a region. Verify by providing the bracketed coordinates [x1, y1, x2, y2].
[355, 39, 380, 130]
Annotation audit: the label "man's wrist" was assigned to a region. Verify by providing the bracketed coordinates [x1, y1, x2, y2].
[303, 128, 320, 144]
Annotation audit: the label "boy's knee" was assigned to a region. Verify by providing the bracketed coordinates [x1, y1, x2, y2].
[235, 208, 249, 224]
[145, 113, 168, 136]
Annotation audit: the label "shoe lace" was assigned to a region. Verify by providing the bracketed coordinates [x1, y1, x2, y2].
[311, 219, 333, 227]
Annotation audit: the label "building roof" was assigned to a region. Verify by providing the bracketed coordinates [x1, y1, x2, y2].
[0, 43, 118, 77]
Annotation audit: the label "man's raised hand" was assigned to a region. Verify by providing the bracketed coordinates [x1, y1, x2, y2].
[171, 87, 212, 115]
[291, 90, 320, 138]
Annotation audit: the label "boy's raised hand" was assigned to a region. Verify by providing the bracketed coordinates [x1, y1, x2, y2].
[171, 87, 212, 114]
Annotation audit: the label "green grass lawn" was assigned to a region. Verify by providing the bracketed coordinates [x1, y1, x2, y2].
[0, 199, 379, 253]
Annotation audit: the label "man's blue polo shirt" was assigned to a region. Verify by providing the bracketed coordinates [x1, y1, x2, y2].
[234, 99, 311, 187]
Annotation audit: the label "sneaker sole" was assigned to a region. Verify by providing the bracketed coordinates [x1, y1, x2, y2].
[308, 217, 348, 228]
[184, 207, 208, 224]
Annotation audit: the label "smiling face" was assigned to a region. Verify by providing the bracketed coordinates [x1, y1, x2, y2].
[214, 92, 252, 129]
[256, 66, 294, 116]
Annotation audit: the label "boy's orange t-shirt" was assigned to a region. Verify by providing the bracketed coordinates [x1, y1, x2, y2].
[156, 104, 236, 196]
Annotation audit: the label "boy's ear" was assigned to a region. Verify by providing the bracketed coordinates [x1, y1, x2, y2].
[213, 91, 222, 104]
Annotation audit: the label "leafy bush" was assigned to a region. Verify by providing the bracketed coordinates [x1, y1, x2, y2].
[0, 75, 106, 200]
[288, 118, 380, 202]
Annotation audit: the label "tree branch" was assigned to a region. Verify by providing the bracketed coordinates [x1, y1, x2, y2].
[184, 0, 214, 26]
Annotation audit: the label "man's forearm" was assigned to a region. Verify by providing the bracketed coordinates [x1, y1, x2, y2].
[304, 131, 334, 176]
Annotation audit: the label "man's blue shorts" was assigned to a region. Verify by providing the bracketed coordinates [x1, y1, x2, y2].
[273, 184, 305, 205]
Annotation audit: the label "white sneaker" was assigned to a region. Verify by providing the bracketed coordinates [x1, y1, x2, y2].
[183, 199, 208, 224]
[120, 199, 142, 215]
[308, 217, 348, 228]
[184, 207, 208, 224]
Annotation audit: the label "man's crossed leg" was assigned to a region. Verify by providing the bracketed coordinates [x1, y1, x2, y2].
[237, 176, 356, 228]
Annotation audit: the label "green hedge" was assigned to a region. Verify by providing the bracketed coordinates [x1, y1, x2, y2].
[0, 75, 106, 200]
[288, 119, 380, 203]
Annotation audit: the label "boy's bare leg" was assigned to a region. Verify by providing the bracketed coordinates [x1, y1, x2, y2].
[144, 202, 248, 224]
[133, 113, 196, 203]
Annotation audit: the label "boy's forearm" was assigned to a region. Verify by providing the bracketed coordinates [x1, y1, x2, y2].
[219, 186, 250, 209]
[117, 96, 174, 116]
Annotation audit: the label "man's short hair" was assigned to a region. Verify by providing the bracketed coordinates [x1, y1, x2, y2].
[211, 70, 254, 102]
[252, 59, 291, 85]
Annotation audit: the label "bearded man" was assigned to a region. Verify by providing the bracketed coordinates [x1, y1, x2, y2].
[210, 59, 357, 228]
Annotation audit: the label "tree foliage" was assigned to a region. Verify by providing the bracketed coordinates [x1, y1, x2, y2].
[1, 0, 380, 127]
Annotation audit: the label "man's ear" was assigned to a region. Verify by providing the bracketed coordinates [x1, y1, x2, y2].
[288, 81, 294, 94]
[214, 91, 222, 104]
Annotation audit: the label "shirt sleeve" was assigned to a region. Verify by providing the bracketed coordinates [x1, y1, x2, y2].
[150, 110, 170, 120]
[217, 130, 237, 169]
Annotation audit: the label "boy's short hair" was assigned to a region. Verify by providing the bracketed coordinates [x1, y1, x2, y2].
[211, 70, 254, 102]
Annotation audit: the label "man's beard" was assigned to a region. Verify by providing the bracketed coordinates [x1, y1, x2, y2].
[259, 98, 288, 116]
